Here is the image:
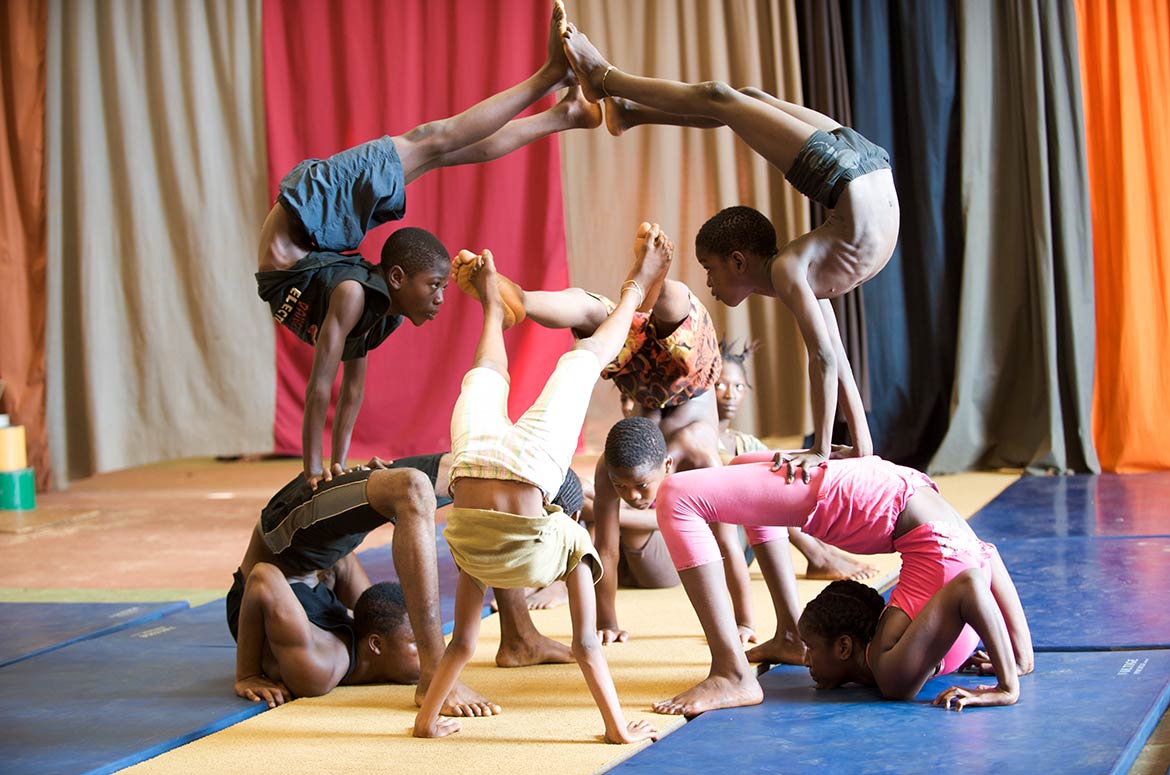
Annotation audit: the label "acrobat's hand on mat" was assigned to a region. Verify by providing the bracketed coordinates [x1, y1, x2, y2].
[958, 649, 995, 676]
[235, 674, 291, 708]
[771, 450, 827, 485]
[452, 249, 526, 330]
[933, 683, 1019, 711]
[414, 715, 462, 739]
[606, 718, 660, 745]
[738, 625, 759, 647]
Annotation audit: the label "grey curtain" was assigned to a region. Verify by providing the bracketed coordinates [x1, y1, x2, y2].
[45, 0, 273, 486]
[930, 0, 1099, 473]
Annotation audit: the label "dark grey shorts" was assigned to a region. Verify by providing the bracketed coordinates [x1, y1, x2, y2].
[784, 127, 891, 209]
[278, 135, 407, 252]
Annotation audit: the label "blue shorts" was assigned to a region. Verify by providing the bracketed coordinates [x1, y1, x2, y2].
[785, 127, 890, 209]
[278, 135, 407, 252]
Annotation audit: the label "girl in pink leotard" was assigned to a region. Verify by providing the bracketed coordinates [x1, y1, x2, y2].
[647, 451, 1034, 716]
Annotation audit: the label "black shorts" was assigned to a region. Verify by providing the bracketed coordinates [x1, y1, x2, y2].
[278, 135, 407, 252]
[225, 568, 356, 683]
[785, 127, 891, 209]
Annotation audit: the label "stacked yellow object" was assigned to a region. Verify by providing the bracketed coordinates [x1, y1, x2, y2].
[0, 416, 35, 511]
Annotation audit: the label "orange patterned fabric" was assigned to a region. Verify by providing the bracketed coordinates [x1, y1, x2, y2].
[1076, 0, 1170, 471]
[588, 291, 722, 410]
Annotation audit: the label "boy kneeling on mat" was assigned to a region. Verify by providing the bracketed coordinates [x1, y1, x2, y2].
[413, 225, 672, 743]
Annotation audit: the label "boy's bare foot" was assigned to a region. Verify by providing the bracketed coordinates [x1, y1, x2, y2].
[604, 97, 638, 136]
[652, 673, 763, 716]
[526, 581, 569, 609]
[416, 680, 503, 718]
[496, 632, 575, 667]
[557, 86, 603, 130]
[625, 222, 673, 311]
[453, 249, 526, 329]
[561, 24, 615, 103]
[745, 636, 807, 666]
[804, 551, 880, 581]
[543, 1, 576, 89]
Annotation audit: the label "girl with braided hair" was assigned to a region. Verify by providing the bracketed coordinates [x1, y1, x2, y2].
[646, 454, 1033, 716]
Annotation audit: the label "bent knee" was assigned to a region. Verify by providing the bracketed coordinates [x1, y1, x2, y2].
[247, 562, 285, 587]
[695, 80, 739, 105]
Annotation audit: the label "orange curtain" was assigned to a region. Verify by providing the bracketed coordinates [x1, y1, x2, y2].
[1077, 0, 1170, 472]
[0, 0, 48, 490]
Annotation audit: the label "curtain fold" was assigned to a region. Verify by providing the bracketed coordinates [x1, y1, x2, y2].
[1077, 0, 1170, 472]
[45, 0, 272, 486]
[263, 0, 574, 460]
[841, 0, 963, 469]
[930, 0, 1099, 474]
[0, 0, 49, 489]
[561, 0, 808, 444]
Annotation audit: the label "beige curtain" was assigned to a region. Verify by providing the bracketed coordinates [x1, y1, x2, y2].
[560, 0, 809, 445]
[45, 0, 272, 487]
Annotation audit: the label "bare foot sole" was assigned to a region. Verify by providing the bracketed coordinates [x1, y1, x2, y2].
[496, 633, 575, 667]
[804, 552, 881, 582]
[561, 25, 614, 103]
[526, 581, 569, 609]
[452, 250, 525, 329]
[604, 97, 638, 136]
[652, 674, 763, 717]
[416, 681, 502, 718]
[745, 636, 807, 666]
[544, 1, 575, 89]
[559, 86, 603, 130]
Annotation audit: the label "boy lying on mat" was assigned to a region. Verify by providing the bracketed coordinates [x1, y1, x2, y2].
[413, 225, 671, 743]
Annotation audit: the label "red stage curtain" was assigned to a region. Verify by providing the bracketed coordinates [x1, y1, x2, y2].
[1076, 0, 1170, 471]
[262, 0, 573, 460]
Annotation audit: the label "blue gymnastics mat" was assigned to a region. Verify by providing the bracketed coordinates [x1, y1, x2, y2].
[995, 536, 1170, 651]
[0, 600, 189, 668]
[607, 650, 1170, 775]
[357, 528, 489, 635]
[0, 601, 266, 775]
[968, 472, 1170, 541]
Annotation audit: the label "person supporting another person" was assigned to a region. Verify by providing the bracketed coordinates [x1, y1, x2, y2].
[413, 223, 672, 742]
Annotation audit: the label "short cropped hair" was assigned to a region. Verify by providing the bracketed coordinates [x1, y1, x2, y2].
[799, 579, 886, 646]
[353, 581, 411, 640]
[552, 468, 585, 516]
[695, 205, 778, 260]
[604, 417, 667, 472]
[380, 226, 450, 275]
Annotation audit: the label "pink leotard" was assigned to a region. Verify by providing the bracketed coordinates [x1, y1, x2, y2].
[654, 455, 936, 568]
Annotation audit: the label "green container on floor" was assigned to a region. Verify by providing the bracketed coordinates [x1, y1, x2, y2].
[0, 467, 35, 510]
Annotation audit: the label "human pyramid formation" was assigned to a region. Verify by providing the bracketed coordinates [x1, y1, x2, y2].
[234, 2, 1034, 744]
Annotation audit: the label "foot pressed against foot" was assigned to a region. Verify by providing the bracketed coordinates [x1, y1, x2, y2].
[558, 86, 603, 130]
[604, 97, 638, 136]
[543, 0, 576, 88]
[496, 632, 575, 667]
[652, 674, 764, 717]
[416, 680, 503, 718]
[745, 635, 807, 666]
[452, 249, 526, 329]
[625, 222, 674, 310]
[561, 24, 614, 103]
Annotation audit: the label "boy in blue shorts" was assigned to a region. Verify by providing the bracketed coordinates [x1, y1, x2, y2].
[257, 2, 600, 490]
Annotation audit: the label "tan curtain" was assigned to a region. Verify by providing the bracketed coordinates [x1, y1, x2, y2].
[44, 0, 272, 487]
[560, 0, 809, 444]
[0, 0, 49, 489]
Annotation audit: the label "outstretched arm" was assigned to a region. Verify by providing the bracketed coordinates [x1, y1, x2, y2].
[566, 562, 659, 744]
[413, 571, 487, 738]
[819, 299, 872, 457]
[773, 269, 837, 482]
[591, 457, 627, 644]
[303, 281, 365, 489]
[330, 356, 367, 474]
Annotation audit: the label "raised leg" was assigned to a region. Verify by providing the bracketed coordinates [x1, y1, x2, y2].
[394, 2, 574, 182]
